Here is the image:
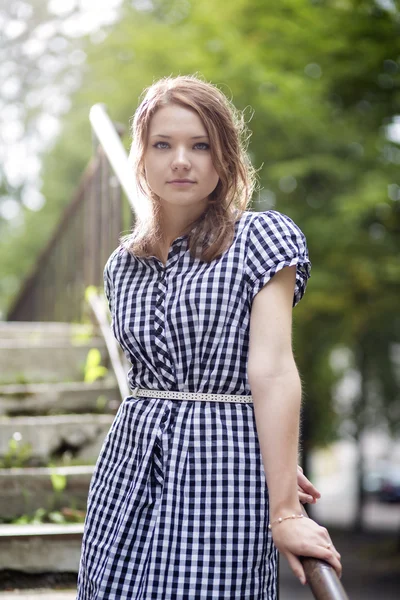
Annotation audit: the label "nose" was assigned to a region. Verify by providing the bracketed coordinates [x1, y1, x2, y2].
[171, 146, 191, 170]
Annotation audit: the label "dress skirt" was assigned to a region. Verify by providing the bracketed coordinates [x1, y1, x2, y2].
[77, 395, 278, 599]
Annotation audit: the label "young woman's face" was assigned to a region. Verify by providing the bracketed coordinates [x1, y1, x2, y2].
[144, 104, 219, 211]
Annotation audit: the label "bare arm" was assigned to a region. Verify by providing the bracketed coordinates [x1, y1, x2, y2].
[248, 265, 341, 584]
[248, 265, 302, 517]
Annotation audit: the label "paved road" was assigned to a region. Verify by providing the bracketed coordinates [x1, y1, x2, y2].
[279, 527, 400, 600]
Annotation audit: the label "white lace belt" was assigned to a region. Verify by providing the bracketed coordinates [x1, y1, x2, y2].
[131, 387, 253, 404]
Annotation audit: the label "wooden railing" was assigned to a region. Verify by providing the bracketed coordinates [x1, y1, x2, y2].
[7, 109, 129, 322]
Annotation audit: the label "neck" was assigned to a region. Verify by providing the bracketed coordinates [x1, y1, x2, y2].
[157, 201, 208, 246]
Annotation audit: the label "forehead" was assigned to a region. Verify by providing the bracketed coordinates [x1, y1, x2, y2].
[148, 104, 208, 136]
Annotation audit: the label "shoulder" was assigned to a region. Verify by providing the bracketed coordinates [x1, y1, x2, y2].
[245, 209, 305, 236]
[104, 245, 133, 280]
[241, 209, 308, 255]
[242, 210, 311, 307]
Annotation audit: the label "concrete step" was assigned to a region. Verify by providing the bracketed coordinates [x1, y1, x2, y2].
[0, 466, 94, 521]
[0, 592, 76, 599]
[0, 340, 108, 385]
[0, 381, 120, 416]
[0, 523, 83, 572]
[0, 322, 96, 343]
[0, 414, 114, 465]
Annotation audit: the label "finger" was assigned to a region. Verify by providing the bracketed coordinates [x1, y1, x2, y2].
[329, 544, 341, 564]
[302, 546, 342, 578]
[297, 472, 321, 498]
[306, 552, 342, 580]
[324, 536, 341, 561]
[298, 491, 315, 504]
[300, 543, 336, 563]
[327, 554, 342, 578]
[286, 552, 307, 585]
[316, 539, 342, 572]
[318, 528, 336, 550]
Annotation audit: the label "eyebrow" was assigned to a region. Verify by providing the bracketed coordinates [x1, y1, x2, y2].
[150, 134, 209, 139]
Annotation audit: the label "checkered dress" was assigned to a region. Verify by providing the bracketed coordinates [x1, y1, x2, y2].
[77, 209, 311, 600]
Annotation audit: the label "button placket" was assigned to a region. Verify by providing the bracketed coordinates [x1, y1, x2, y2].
[153, 267, 175, 383]
[152, 238, 187, 386]
[155, 271, 167, 326]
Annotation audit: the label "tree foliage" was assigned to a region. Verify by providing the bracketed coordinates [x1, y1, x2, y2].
[2, 0, 400, 454]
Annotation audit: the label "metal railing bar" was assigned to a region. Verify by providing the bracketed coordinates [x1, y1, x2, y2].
[302, 557, 349, 600]
[89, 104, 136, 211]
[86, 289, 130, 401]
[301, 508, 349, 599]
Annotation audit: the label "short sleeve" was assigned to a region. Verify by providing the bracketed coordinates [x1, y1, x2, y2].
[245, 210, 311, 307]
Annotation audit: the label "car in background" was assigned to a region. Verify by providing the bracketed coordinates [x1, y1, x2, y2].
[379, 466, 400, 503]
[363, 469, 386, 496]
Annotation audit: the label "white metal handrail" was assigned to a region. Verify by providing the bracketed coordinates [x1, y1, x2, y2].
[89, 103, 136, 211]
[86, 289, 130, 402]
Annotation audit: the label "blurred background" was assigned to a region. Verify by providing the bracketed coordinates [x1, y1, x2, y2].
[0, 0, 399, 598]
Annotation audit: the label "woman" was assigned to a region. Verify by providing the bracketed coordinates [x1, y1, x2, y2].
[77, 75, 341, 599]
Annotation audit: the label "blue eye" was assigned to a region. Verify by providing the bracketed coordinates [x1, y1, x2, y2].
[152, 141, 209, 150]
[154, 142, 169, 149]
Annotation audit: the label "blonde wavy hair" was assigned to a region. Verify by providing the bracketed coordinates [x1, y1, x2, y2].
[121, 74, 257, 262]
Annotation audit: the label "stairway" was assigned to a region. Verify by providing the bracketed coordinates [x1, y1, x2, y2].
[0, 322, 120, 576]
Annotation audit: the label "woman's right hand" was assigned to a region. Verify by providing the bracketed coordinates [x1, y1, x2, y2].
[271, 514, 342, 585]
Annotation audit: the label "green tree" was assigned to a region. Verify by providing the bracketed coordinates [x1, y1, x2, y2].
[3, 0, 400, 528]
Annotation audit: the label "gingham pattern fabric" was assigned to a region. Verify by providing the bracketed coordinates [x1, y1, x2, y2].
[77, 210, 311, 600]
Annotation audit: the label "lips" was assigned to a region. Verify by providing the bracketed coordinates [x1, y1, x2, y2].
[168, 179, 196, 183]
